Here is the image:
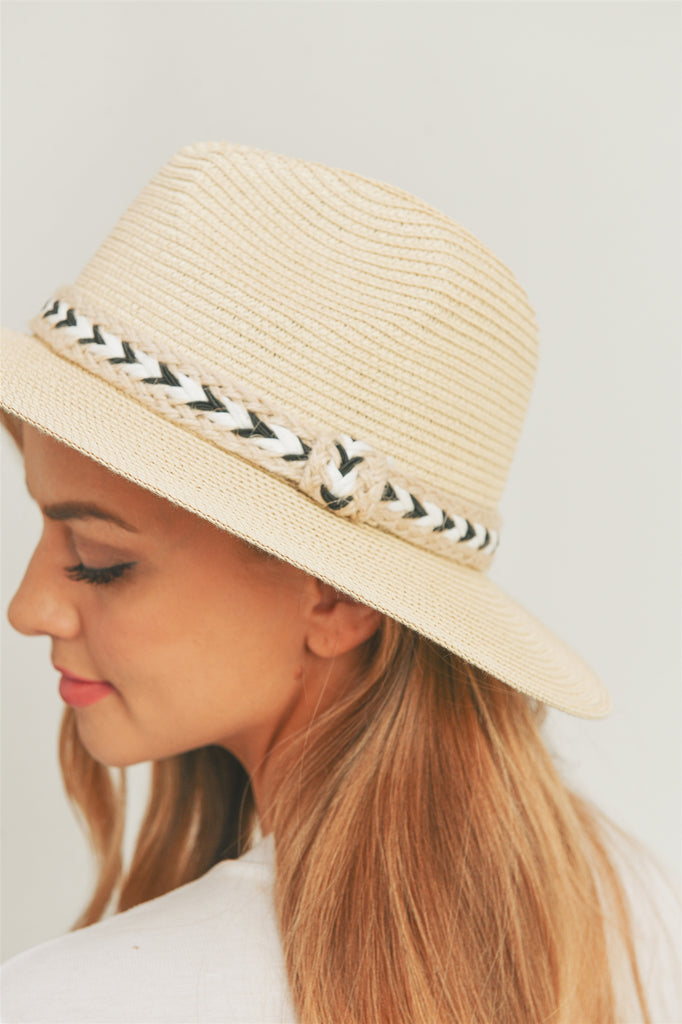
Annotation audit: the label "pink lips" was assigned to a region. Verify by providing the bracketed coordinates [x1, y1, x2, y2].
[56, 667, 116, 708]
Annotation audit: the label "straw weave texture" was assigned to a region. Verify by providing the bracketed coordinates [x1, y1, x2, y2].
[71, 143, 538, 510]
[0, 142, 610, 717]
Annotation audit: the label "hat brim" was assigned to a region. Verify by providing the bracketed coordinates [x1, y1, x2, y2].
[1, 326, 610, 718]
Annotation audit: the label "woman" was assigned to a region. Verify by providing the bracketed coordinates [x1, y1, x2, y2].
[0, 142, 671, 1022]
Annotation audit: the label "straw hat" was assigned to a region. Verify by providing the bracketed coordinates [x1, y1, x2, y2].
[0, 142, 610, 718]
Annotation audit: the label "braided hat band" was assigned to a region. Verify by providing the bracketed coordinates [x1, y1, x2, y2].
[34, 297, 499, 568]
[1, 142, 612, 717]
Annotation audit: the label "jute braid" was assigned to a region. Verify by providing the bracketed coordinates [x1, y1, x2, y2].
[35, 298, 500, 566]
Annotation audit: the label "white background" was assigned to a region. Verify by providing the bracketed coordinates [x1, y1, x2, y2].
[1, 1, 680, 961]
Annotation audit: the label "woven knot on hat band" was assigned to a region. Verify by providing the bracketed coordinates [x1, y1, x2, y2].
[33, 298, 500, 567]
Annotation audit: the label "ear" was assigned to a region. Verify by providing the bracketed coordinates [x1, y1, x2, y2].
[302, 579, 382, 659]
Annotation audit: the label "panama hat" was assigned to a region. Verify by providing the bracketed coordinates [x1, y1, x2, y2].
[0, 141, 610, 718]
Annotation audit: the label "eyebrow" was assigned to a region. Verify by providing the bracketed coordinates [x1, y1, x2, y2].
[42, 502, 138, 533]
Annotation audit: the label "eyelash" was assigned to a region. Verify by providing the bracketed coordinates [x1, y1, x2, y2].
[65, 562, 135, 586]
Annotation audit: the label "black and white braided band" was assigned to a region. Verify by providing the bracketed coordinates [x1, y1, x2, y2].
[36, 299, 499, 560]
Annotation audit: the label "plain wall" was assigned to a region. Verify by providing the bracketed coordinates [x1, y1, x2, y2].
[1, 1, 680, 961]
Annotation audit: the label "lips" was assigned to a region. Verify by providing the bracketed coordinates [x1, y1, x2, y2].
[55, 666, 116, 709]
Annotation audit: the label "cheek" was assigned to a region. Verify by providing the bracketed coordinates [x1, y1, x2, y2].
[71, 568, 309, 765]
[77, 587, 197, 709]
[85, 579, 302, 704]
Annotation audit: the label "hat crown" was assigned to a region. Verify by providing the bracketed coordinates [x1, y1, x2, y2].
[70, 142, 538, 514]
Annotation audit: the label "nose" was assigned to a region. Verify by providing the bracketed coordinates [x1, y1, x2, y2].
[7, 541, 81, 640]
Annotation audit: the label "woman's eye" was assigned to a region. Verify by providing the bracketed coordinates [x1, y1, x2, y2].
[65, 562, 135, 586]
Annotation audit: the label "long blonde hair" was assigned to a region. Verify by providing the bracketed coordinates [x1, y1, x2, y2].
[61, 618, 650, 1023]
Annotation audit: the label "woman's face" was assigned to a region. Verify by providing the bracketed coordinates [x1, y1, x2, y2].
[8, 427, 337, 772]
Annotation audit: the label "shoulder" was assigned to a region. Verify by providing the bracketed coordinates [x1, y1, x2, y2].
[1, 836, 297, 1024]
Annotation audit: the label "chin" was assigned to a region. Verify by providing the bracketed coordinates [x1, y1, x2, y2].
[75, 722, 207, 769]
[73, 720, 154, 769]
[79, 740, 149, 770]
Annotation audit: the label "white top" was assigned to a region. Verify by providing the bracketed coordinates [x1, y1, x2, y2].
[1, 835, 298, 1024]
[2, 833, 679, 1023]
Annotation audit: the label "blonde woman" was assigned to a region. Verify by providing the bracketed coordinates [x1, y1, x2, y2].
[0, 143, 675, 1023]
